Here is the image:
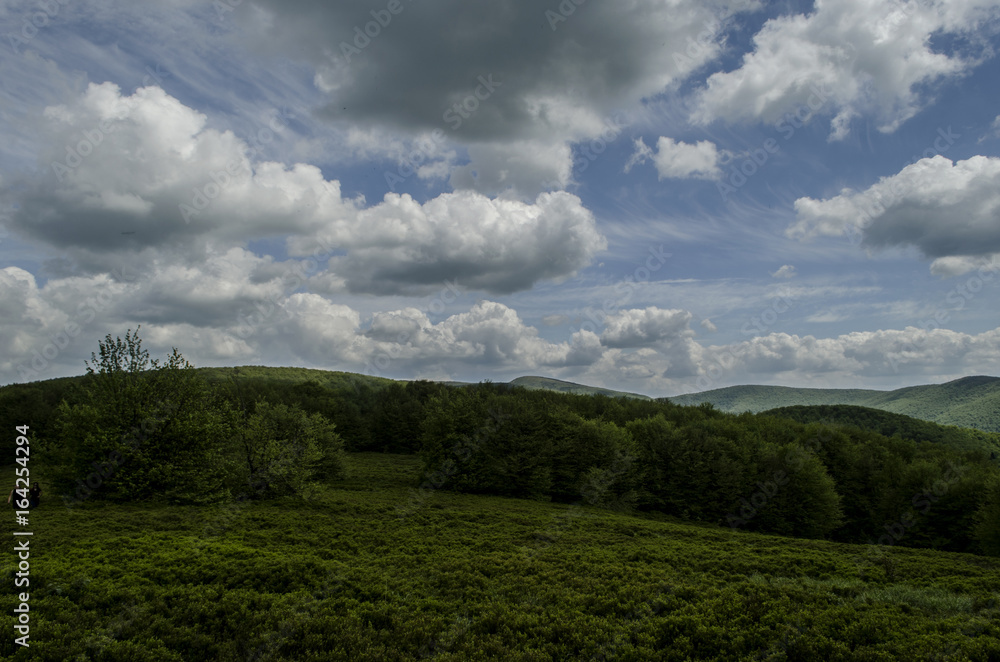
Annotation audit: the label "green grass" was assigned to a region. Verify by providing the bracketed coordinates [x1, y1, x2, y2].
[3, 454, 1000, 661]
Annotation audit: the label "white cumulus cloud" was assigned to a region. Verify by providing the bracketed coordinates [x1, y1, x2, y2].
[625, 137, 725, 180]
[692, 0, 1000, 139]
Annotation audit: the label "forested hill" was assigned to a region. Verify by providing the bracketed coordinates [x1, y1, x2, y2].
[667, 376, 1000, 432]
[763, 404, 1000, 455]
[508, 375, 652, 400]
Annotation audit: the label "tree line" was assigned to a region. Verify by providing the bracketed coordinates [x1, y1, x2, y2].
[1, 330, 998, 555]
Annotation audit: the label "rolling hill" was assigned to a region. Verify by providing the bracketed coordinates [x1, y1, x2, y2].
[667, 376, 1000, 433]
[507, 375, 652, 400]
[761, 404, 1000, 455]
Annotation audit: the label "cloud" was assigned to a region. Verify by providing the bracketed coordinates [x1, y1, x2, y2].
[678, 325, 1000, 393]
[296, 189, 606, 296]
[240, 0, 752, 196]
[542, 314, 570, 327]
[692, 0, 1000, 139]
[448, 139, 574, 198]
[600, 307, 694, 348]
[625, 137, 725, 180]
[1, 83, 606, 296]
[5, 266, 1000, 391]
[930, 254, 1000, 277]
[789, 155, 1000, 262]
[771, 265, 797, 279]
[700, 318, 718, 333]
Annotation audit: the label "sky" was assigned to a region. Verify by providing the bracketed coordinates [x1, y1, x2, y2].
[2, 0, 1000, 396]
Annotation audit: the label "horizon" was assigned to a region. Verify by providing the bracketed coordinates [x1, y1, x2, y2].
[9, 361, 998, 401]
[3, 1, 1000, 392]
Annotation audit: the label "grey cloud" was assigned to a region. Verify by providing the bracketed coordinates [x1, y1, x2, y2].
[2, 83, 605, 296]
[791, 156, 1000, 260]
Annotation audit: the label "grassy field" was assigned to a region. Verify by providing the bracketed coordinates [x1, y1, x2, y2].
[3, 453, 1000, 661]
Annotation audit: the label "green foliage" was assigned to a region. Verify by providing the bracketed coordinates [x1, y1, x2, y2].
[34, 332, 344, 507]
[227, 399, 344, 498]
[2, 453, 999, 661]
[47, 329, 230, 504]
[419, 385, 554, 499]
[549, 410, 635, 504]
[975, 477, 1000, 556]
[508, 375, 652, 400]
[764, 404, 1000, 454]
[7, 352, 1000, 557]
[668, 376, 1000, 433]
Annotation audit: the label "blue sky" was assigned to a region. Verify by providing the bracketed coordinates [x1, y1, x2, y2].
[2, 0, 1000, 395]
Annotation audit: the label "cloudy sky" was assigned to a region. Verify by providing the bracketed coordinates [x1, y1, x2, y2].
[2, 0, 1000, 395]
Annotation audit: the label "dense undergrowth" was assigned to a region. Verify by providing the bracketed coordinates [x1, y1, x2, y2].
[3, 454, 1000, 661]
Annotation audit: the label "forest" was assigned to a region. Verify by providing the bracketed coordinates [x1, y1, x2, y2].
[3, 330, 999, 557]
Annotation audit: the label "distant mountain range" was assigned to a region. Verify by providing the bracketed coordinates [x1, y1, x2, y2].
[665, 376, 1000, 433]
[193, 370, 999, 433]
[18, 367, 997, 435]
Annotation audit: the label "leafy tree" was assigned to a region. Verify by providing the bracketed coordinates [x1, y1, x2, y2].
[420, 388, 553, 498]
[228, 399, 343, 498]
[974, 476, 1000, 555]
[51, 328, 229, 503]
[549, 409, 636, 503]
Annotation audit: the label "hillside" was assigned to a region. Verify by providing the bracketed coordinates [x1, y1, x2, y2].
[4, 453, 998, 661]
[508, 375, 652, 400]
[762, 404, 1000, 455]
[667, 376, 1000, 432]
[197, 365, 396, 391]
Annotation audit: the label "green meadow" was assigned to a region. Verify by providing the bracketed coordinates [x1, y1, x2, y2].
[3, 452, 999, 661]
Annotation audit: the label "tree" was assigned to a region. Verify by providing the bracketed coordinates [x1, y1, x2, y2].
[52, 328, 229, 504]
[420, 387, 553, 498]
[228, 400, 344, 498]
[221, 368, 345, 498]
[549, 409, 636, 504]
[974, 476, 1000, 556]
